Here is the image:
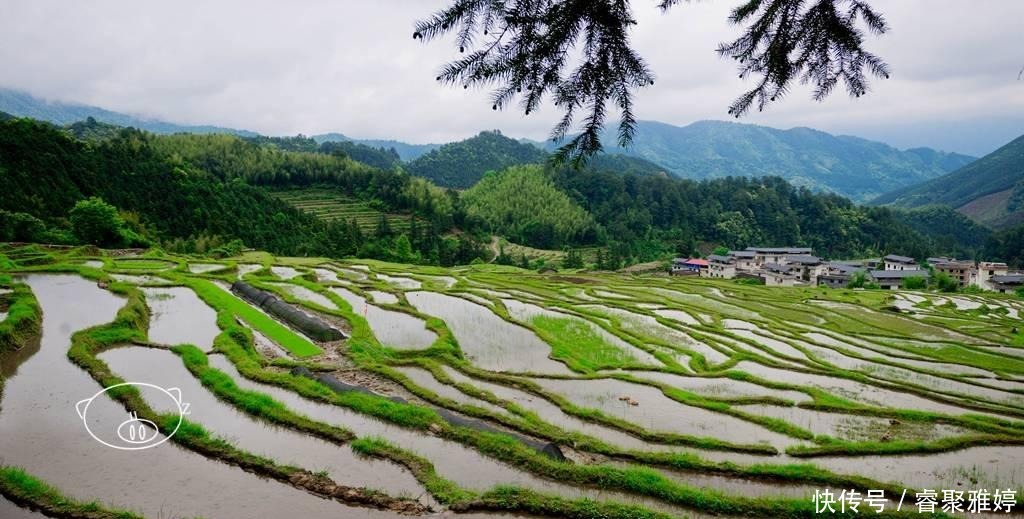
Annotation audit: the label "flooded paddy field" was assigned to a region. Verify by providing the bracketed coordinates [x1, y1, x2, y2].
[141, 286, 221, 350]
[4, 247, 1024, 518]
[333, 287, 436, 349]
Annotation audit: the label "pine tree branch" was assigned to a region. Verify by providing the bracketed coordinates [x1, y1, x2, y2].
[414, 0, 889, 162]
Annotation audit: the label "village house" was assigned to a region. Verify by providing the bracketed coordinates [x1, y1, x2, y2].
[932, 260, 977, 288]
[745, 247, 813, 267]
[868, 269, 930, 290]
[883, 254, 919, 271]
[923, 259, 1009, 290]
[817, 262, 867, 288]
[731, 250, 758, 271]
[784, 254, 827, 284]
[759, 262, 797, 287]
[670, 257, 709, 276]
[977, 261, 1009, 290]
[989, 274, 1024, 294]
[699, 246, 819, 286]
[705, 254, 737, 279]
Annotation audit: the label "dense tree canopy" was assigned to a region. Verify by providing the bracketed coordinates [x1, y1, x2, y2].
[415, 0, 889, 161]
[0, 118, 486, 265]
[2, 115, 1018, 268]
[548, 165, 978, 263]
[407, 130, 548, 188]
[69, 197, 141, 247]
[463, 165, 598, 248]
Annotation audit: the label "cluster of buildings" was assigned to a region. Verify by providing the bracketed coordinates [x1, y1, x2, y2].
[671, 248, 1024, 293]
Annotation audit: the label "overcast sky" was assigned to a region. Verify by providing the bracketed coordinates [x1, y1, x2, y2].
[1, 0, 1021, 155]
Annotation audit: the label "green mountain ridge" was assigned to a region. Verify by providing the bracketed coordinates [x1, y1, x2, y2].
[1, 113, 1019, 267]
[532, 120, 975, 202]
[872, 134, 1024, 229]
[312, 132, 441, 161]
[406, 130, 549, 188]
[4, 87, 975, 202]
[406, 130, 672, 189]
[463, 165, 598, 248]
[0, 88, 258, 137]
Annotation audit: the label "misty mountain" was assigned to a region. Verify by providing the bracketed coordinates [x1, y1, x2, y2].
[0, 88, 257, 137]
[873, 134, 1024, 229]
[313, 133, 440, 161]
[531, 120, 976, 202]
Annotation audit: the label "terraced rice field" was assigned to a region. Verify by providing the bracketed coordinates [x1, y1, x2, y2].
[3, 243, 1024, 518]
[272, 188, 417, 232]
[496, 237, 604, 264]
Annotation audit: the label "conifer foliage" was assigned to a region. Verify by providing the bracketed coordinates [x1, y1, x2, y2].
[414, 0, 889, 161]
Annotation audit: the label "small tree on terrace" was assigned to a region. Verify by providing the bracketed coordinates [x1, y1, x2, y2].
[932, 271, 960, 293]
[69, 197, 125, 247]
[900, 276, 927, 290]
[563, 248, 584, 269]
[847, 271, 867, 289]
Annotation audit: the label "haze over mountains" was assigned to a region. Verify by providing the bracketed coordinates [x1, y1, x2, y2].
[0, 88, 257, 137]
[873, 135, 1024, 230]
[528, 120, 977, 202]
[0, 87, 980, 203]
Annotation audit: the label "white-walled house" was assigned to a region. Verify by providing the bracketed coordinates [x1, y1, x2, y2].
[700, 246, 819, 286]
[745, 247, 813, 267]
[977, 262, 1009, 290]
[883, 254, 918, 271]
[704, 254, 737, 279]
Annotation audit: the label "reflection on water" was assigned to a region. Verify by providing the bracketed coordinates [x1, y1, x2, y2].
[141, 287, 220, 351]
[533, 377, 801, 449]
[99, 346, 426, 498]
[0, 274, 408, 519]
[331, 287, 435, 349]
[406, 291, 570, 374]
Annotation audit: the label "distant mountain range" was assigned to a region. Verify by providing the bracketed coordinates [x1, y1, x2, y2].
[528, 120, 976, 202]
[873, 134, 1024, 230]
[0, 88, 257, 137]
[0, 87, 977, 202]
[404, 130, 673, 189]
[312, 133, 441, 161]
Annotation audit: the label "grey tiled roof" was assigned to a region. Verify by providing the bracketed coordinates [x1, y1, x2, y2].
[829, 262, 865, 274]
[883, 254, 916, 264]
[934, 261, 975, 269]
[730, 250, 756, 258]
[708, 254, 735, 263]
[868, 269, 929, 280]
[745, 247, 813, 254]
[785, 254, 821, 265]
[991, 274, 1024, 284]
[764, 263, 793, 273]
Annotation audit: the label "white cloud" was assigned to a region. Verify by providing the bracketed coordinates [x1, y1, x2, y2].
[0, 0, 1021, 154]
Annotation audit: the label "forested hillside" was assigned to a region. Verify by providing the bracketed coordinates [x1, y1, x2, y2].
[538, 120, 975, 202]
[406, 130, 548, 188]
[462, 165, 598, 248]
[899, 206, 993, 258]
[872, 134, 1024, 229]
[0, 117, 485, 265]
[548, 167, 946, 263]
[244, 135, 403, 170]
[1, 114, 1018, 268]
[314, 133, 440, 161]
